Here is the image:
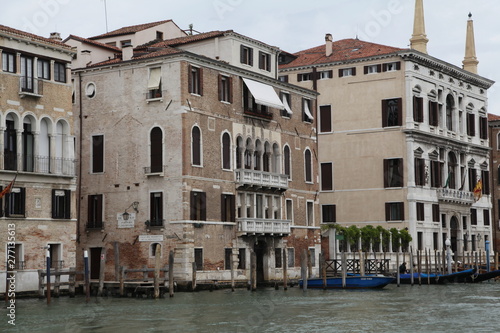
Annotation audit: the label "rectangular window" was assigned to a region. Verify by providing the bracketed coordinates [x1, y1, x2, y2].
[240, 45, 253, 66]
[258, 51, 271, 71]
[121, 40, 132, 47]
[433, 232, 439, 251]
[286, 199, 293, 223]
[483, 209, 490, 226]
[413, 96, 424, 123]
[414, 158, 425, 186]
[275, 248, 282, 268]
[302, 98, 313, 123]
[91, 135, 104, 173]
[52, 189, 71, 219]
[87, 194, 103, 229]
[225, 248, 232, 270]
[309, 248, 316, 267]
[428, 101, 439, 127]
[194, 248, 203, 271]
[432, 204, 440, 222]
[306, 201, 314, 226]
[297, 72, 313, 82]
[147, 67, 162, 99]
[6, 188, 26, 217]
[384, 158, 403, 188]
[417, 232, 423, 250]
[382, 62, 401, 72]
[150, 192, 163, 227]
[54, 62, 66, 83]
[20, 55, 33, 92]
[471, 208, 477, 225]
[188, 65, 203, 95]
[416, 202, 425, 221]
[479, 116, 488, 139]
[467, 113, 475, 136]
[382, 98, 403, 127]
[364, 64, 381, 74]
[319, 70, 333, 79]
[321, 162, 333, 191]
[218, 75, 232, 103]
[430, 160, 443, 187]
[190, 191, 206, 221]
[385, 202, 404, 221]
[322, 205, 336, 223]
[319, 105, 332, 133]
[468, 168, 477, 192]
[37, 59, 50, 80]
[287, 248, 295, 267]
[280, 92, 292, 117]
[238, 248, 246, 269]
[221, 194, 235, 222]
[2, 52, 15, 73]
[278, 75, 288, 83]
[482, 170, 490, 195]
[338, 67, 356, 77]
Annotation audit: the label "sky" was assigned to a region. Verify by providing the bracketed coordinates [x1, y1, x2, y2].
[2, 0, 500, 113]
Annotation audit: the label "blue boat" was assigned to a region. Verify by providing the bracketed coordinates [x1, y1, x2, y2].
[396, 268, 476, 284]
[299, 276, 395, 289]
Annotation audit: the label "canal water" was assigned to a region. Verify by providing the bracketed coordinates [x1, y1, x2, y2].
[2, 282, 500, 333]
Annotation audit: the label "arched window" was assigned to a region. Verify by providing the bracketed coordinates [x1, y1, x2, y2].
[272, 143, 280, 174]
[263, 142, 271, 172]
[4, 114, 18, 170]
[236, 136, 243, 169]
[22, 116, 35, 172]
[55, 121, 64, 173]
[283, 145, 291, 178]
[304, 149, 312, 182]
[39, 118, 50, 173]
[222, 132, 231, 170]
[150, 127, 163, 173]
[447, 152, 457, 189]
[244, 138, 252, 169]
[446, 94, 454, 131]
[192, 126, 202, 166]
[254, 140, 262, 171]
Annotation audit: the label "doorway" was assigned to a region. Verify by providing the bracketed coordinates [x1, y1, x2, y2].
[450, 216, 459, 254]
[254, 240, 267, 283]
[90, 247, 102, 280]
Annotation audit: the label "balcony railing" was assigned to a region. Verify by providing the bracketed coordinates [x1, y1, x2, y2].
[2, 153, 76, 176]
[436, 188, 474, 205]
[237, 218, 291, 236]
[146, 219, 164, 228]
[235, 169, 288, 191]
[87, 221, 104, 230]
[143, 166, 165, 175]
[51, 260, 65, 270]
[19, 77, 43, 97]
[6, 261, 26, 270]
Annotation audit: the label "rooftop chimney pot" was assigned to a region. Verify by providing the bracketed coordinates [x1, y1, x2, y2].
[325, 33, 333, 57]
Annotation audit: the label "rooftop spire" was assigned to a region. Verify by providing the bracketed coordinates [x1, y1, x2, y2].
[410, 0, 428, 54]
[463, 13, 479, 74]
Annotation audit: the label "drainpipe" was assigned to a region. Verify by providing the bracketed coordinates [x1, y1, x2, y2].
[76, 71, 83, 244]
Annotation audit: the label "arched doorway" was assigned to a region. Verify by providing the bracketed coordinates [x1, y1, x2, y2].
[450, 216, 459, 254]
[254, 240, 267, 283]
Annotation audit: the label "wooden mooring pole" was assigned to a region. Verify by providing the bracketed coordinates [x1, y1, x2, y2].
[301, 249, 308, 290]
[396, 252, 400, 287]
[114, 241, 120, 281]
[283, 248, 288, 291]
[98, 248, 106, 296]
[46, 249, 51, 305]
[251, 252, 257, 291]
[119, 266, 125, 297]
[168, 250, 174, 297]
[154, 244, 161, 299]
[230, 253, 235, 292]
[191, 262, 197, 291]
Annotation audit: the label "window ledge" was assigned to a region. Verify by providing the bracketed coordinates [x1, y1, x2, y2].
[145, 172, 164, 177]
[146, 97, 163, 103]
[220, 100, 231, 105]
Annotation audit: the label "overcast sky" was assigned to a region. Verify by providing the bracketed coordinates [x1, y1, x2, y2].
[3, 0, 500, 113]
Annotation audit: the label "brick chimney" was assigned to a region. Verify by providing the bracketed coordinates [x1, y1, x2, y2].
[49, 32, 62, 42]
[122, 44, 134, 61]
[325, 33, 333, 57]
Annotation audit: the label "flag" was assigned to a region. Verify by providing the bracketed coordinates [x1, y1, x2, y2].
[473, 179, 482, 201]
[443, 171, 451, 188]
[0, 175, 17, 199]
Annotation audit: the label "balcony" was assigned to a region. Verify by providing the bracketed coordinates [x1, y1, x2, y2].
[86, 221, 104, 231]
[145, 219, 164, 228]
[143, 166, 165, 175]
[1, 153, 76, 177]
[237, 218, 291, 236]
[235, 169, 288, 191]
[436, 188, 474, 205]
[19, 77, 43, 97]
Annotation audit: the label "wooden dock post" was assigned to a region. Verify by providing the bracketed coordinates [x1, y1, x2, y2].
[154, 244, 161, 299]
[301, 249, 308, 290]
[230, 253, 235, 292]
[341, 252, 346, 288]
[168, 250, 174, 297]
[283, 248, 288, 291]
[251, 252, 257, 291]
[307, 249, 313, 279]
[46, 250, 51, 305]
[119, 266, 124, 297]
[98, 247, 106, 296]
[417, 250, 422, 286]
[114, 242, 120, 281]
[426, 249, 430, 285]
[409, 251, 414, 286]
[38, 270, 44, 298]
[359, 250, 365, 276]
[396, 252, 400, 287]
[495, 252, 499, 271]
[84, 250, 90, 302]
[191, 262, 197, 291]
[434, 250, 438, 276]
[54, 265, 60, 297]
[69, 267, 75, 297]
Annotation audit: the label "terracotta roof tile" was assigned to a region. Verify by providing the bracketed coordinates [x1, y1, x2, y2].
[0, 24, 72, 49]
[87, 46, 181, 67]
[89, 20, 175, 40]
[64, 35, 121, 52]
[152, 30, 232, 48]
[488, 113, 500, 121]
[280, 38, 405, 69]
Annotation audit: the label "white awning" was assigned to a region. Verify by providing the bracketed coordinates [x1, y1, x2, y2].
[283, 95, 293, 115]
[242, 78, 284, 110]
[304, 100, 314, 120]
[147, 67, 161, 90]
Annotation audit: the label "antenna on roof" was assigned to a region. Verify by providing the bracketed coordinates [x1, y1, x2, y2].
[102, 0, 109, 32]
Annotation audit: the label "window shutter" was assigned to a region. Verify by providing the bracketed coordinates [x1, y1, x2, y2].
[0, 186, 3, 217]
[321, 163, 333, 191]
[240, 45, 245, 63]
[382, 63, 388, 72]
[377, 64, 382, 73]
[383, 159, 389, 188]
[399, 202, 405, 220]
[19, 188, 26, 216]
[328, 70, 333, 78]
[229, 195, 235, 222]
[65, 189, 71, 219]
[249, 48, 253, 66]
[51, 189, 57, 218]
[382, 99, 388, 127]
[200, 192, 206, 221]
[190, 191, 196, 220]
[338, 69, 344, 78]
[228, 76, 233, 103]
[351, 67, 356, 76]
[483, 170, 490, 195]
[96, 195, 103, 224]
[397, 158, 404, 187]
[297, 74, 303, 82]
[385, 203, 390, 221]
[218, 74, 223, 101]
[258, 51, 263, 70]
[188, 64, 193, 93]
[413, 96, 418, 122]
[364, 66, 369, 75]
[221, 194, 226, 222]
[198, 67, 203, 96]
[395, 62, 401, 70]
[396, 98, 403, 126]
[266, 55, 271, 72]
[319, 105, 332, 133]
[150, 127, 163, 173]
[414, 158, 420, 185]
[87, 195, 93, 224]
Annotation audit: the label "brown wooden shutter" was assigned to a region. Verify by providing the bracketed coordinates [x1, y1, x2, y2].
[385, 203, 390, 221]
[198, 67, 203, 96]
[188, 64, 193, 93]
[221, 194, 226, 222]
[150, 127, 163, 173]
[338, 69, 344, 77]
[383, 159, 389, 188]
[190, 191, 196, 220]
[229, 195, 235, 222]
[201, 192, 206, 221]
[382, 99, 388, 127]
[218, 74, 223, 101]
[51, 189, 57, 218]
[297, 74, 302, 82]
[240, 45, 245, 63]
[396, 98, 403, 126]
[321, 163, 333, 191]
[351, 67, 356, 76]
[228, 76, 233, 103]
[397, 158, 404, 187]
[467, 113, 475, 136]
[377, 64, 382, 72]
[395, 62, 401, 70]
[364, 66, 369, 75]
[249, 48, 253, 66]
[319, 105, 332, 133]
[382, 63, 388, 72]
[414, 158, 421, 186]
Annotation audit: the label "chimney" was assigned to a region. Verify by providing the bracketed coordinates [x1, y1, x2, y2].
[325, 33, 333, 57]
[80, 50, 92, 67]
[122, 44, 134, 61]
[49, 32, 62, 42]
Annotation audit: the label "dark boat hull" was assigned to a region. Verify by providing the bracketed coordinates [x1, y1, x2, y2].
[395, 268, 476, 284]
[299, 276, 395, 289]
